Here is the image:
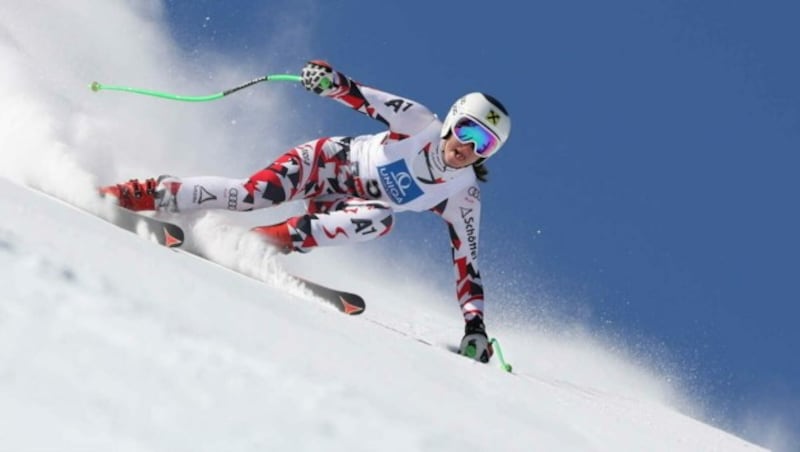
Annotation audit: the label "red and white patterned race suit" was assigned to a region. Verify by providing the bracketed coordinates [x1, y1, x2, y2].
[157, 67, 485, 320]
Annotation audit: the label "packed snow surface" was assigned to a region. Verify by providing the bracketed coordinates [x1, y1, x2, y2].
[0, 1, 772, 449]
[0, 180, 767, 451]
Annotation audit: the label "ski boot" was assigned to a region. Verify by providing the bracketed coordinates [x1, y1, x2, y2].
[251, 222, 295, 254]
[99, 178, 160, 211]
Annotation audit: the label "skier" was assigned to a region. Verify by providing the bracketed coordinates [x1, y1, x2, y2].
[101, 60, 511, 363]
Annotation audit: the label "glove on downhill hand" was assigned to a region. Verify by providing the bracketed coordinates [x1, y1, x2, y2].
[301, 60, 340, 96]
[459, 316, 494, 363]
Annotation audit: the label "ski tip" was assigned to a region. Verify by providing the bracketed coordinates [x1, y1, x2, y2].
[163, 227, 184, 247]
[340, 296, 365, 315]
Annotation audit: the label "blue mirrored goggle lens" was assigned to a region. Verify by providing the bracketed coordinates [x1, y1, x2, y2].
[453, 118, 499, 156]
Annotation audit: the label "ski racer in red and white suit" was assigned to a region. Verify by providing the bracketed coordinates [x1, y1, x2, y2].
[101, 61, 512, 362]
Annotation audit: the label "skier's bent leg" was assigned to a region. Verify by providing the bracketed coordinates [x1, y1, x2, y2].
[150, 141, 333, 212]
[103, 137, 350, 213]
[253, 197, 394, 253]
[100, 175, 256, 213]
[152, 176, 254, 212]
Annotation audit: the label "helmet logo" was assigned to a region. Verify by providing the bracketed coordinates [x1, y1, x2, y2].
[486, 110, 501, 126]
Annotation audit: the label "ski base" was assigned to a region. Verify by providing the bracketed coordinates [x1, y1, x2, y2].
[295, 277, 365, 315]
[102, 203, 363, 315]
[108, 205, 184, 248]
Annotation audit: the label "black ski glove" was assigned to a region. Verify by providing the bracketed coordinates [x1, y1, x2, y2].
[458, 316, 494, 363]
[300, 60, 340, 96]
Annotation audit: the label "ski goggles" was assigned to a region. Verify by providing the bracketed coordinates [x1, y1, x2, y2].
[452, 117, 500, 158]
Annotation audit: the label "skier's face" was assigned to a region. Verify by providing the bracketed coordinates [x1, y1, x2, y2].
[442, 134, 481, 168]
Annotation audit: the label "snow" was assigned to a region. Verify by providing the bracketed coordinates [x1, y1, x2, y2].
[0, 181, 768, 452]
[0, 0, 773, 450]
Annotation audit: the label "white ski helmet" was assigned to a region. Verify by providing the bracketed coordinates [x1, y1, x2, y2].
[441, 92, 511, 159]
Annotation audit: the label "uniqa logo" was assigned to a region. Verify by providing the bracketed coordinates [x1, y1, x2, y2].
[377, 159, 423, 205]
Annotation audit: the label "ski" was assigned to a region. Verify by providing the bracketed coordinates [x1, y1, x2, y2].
[107, 205, 185, 248]
[103, 209, 365, 314]
[105, 211, 363, 314]
[98, 195, 362, 314]
[26, 185, 362, 314]
[294, 276, 365, 315]
[24, 185, 185, 248]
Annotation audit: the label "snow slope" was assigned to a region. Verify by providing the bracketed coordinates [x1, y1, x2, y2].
[0, 1, 776, 449]
[0, 180, 768, 451]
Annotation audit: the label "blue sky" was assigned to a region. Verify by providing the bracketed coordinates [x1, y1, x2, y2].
[162, 0, 799, 444]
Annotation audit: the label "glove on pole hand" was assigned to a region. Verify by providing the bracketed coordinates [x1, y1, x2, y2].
[301, 60, 340, 96]
[459, 316, 494, 363]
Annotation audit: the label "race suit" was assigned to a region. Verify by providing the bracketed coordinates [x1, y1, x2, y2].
[161, 69, 485, 321]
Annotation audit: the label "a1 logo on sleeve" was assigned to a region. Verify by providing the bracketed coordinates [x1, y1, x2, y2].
[377, 159, 423, 205]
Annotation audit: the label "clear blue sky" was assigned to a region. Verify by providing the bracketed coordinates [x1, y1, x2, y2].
[163, 0, 799, 444]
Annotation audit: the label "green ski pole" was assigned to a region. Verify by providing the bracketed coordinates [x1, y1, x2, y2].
[464, 337, 513, 372]
[89, 74, 301, 102]
[490, 338, 513, 372]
